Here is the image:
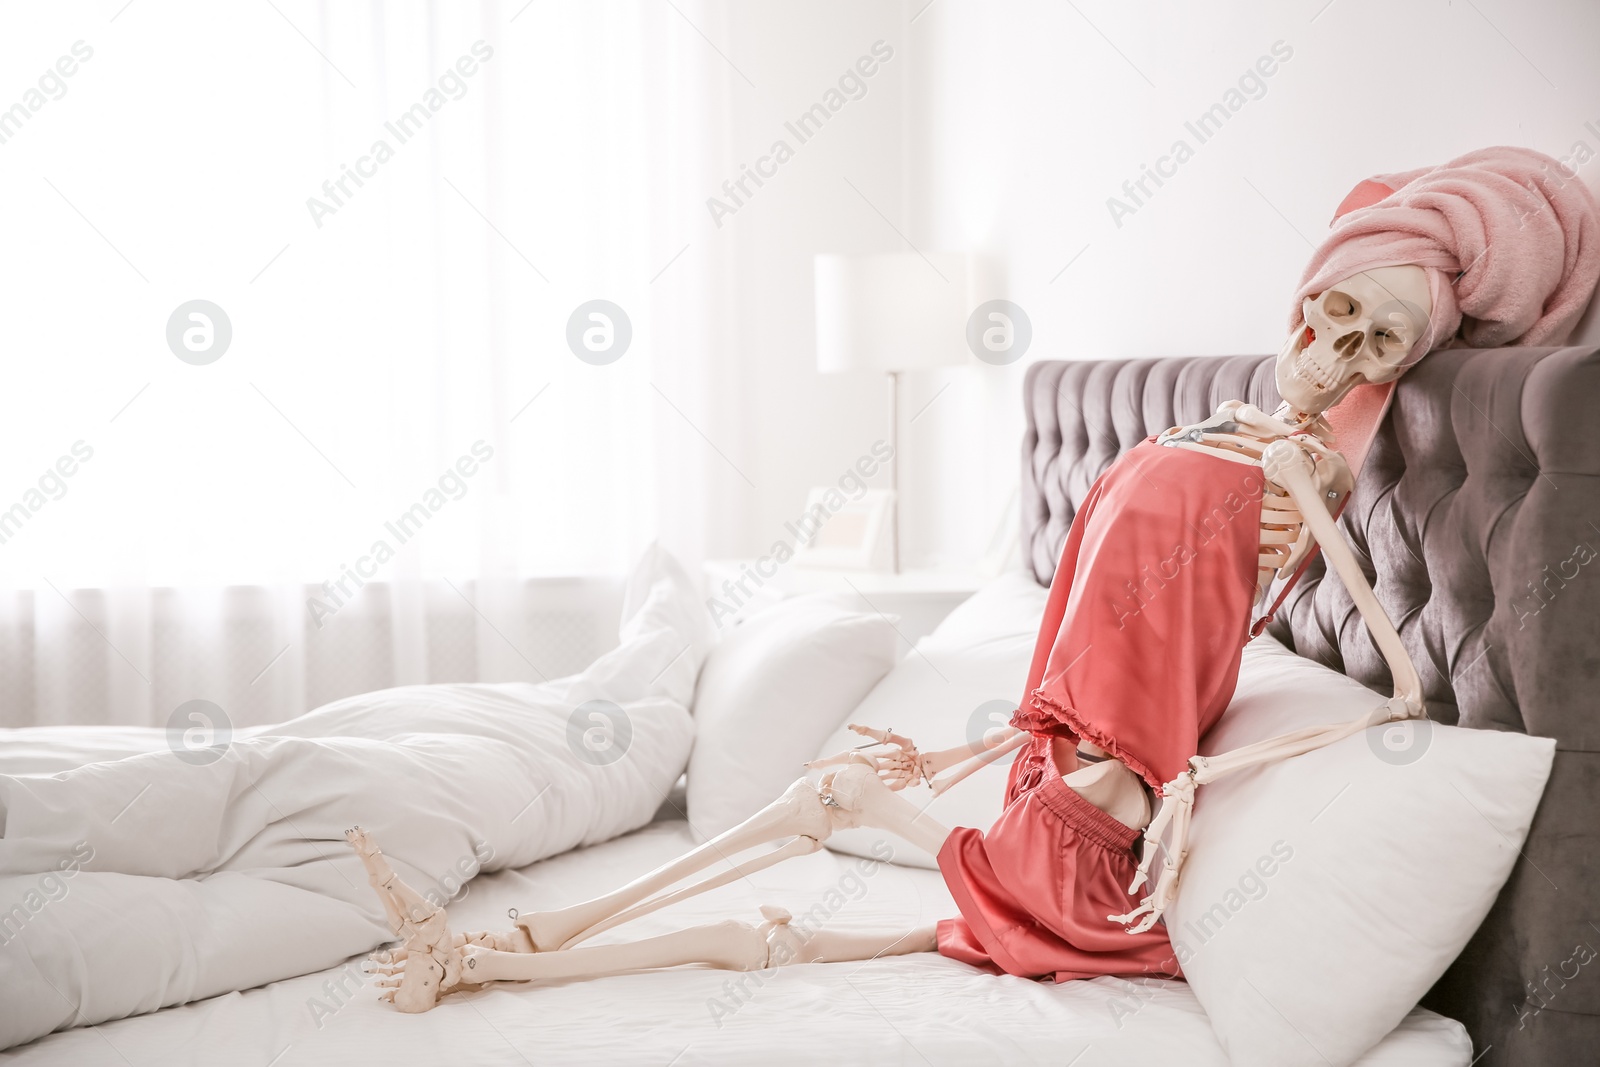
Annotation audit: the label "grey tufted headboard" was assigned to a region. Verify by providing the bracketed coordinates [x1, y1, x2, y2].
[1021, 347, 1600, 1066]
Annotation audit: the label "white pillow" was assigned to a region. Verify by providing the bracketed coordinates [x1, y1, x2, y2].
[816, 570, 1049, 868]
[687, 594, 898, 840]
[1168, 635, 1554, 1067]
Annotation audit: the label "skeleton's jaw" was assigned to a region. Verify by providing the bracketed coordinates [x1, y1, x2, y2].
[1274, 328, 1361, 416]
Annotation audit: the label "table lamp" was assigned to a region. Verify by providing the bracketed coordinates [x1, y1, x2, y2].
[814, 251, 969, 573]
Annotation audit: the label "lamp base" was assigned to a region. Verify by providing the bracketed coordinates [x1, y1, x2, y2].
[887, 369, 900, 575]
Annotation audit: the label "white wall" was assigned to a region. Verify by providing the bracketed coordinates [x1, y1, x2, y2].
[899, 0, 1600, 569]
[712, 0, 1600, 573]
[689, 3, 909, 570]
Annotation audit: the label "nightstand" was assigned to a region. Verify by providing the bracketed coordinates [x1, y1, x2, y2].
[701, 559, 988, 658]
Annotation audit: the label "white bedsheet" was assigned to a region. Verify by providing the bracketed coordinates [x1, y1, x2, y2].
[0, 818, 1471, 1066]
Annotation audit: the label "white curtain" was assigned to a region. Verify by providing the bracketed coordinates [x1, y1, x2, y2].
[0, 0, 745, 728]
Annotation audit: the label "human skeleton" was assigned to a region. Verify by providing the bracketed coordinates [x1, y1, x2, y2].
[352, 266, 1433, 1012]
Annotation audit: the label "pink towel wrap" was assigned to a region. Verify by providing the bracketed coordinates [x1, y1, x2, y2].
[1293, 145, 1600, 366]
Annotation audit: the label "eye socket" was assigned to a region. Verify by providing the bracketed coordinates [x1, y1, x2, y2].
[1324, 293, 1358, 319]
[1373, 328, 1407, 352]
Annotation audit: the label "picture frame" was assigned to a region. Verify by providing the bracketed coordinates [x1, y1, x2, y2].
[789, 487, 894, 571]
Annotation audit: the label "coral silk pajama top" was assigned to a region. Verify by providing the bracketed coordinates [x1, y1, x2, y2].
[936, 440, 1265, 982]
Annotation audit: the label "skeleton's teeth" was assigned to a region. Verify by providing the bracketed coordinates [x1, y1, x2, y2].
[1291, 350, 1339, 393]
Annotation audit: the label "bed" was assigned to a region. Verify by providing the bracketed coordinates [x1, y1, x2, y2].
[0, 795, 1468, 1067]
[7, 345, 1596, 1065]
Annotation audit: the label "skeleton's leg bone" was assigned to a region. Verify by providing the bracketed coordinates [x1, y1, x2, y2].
[562, 835, 821, 948]
[518, 761, 951, 951]
[437, 909, 938, 986]
[819, 761, 952, 856]
[455, 918, 774, 984]
[516, 776, 835, 950]
[462, 929, 533, 953]
[767, 914, 939, 965]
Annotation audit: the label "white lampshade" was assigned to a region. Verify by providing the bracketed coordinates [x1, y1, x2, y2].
[814, 252, 969, 373]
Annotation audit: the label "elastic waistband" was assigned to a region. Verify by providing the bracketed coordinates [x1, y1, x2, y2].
[1035, 758, 1143, 853]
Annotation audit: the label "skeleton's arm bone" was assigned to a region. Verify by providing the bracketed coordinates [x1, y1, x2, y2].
[926, 728, 1032, 796]
[915, 725, 1025, 776]
[809, 723, 1029, 794]
[1261, 439, 1424, 714]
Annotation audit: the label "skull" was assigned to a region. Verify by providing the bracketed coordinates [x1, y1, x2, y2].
[1275, 265, 1432, 415]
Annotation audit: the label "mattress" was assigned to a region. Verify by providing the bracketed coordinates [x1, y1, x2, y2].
[1, 815, 1470, 1066]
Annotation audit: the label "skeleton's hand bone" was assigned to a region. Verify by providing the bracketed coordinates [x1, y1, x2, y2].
[1276, 435, 1353, 577]
[845, 723, 919, 753]
[1261, 438, 1424, 717]
[806, 724, 926, 790]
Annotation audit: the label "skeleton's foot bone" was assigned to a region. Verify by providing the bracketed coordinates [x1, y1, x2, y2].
[387, 930, 532, 958]
[345, 827, 467, 1012]
[463, 929, 534, 953]
[369, 928, 531, 966]
[345, 826, 441, 933]
[345, 826, 407, 936]
[364, 946, 488, 1011]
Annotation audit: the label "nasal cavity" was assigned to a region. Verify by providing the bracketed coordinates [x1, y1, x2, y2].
[1333, 331, 1364, 359]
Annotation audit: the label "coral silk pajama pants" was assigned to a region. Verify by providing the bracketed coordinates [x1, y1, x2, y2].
[935, 440, 1264, 981]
